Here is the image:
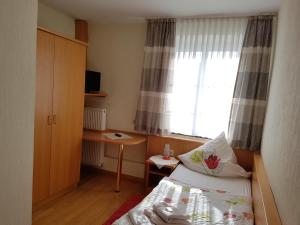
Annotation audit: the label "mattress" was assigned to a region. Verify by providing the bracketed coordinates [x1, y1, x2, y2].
[113, 176, 254, 225]
[169, 164, 251, 197]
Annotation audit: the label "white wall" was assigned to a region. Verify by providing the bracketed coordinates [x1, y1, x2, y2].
[86, 22, 147, 178]
[0, 1, 37, 225]
[261, 0, 300, 224]
[38, 1, 75, 38]
[87, 22, 146, 132]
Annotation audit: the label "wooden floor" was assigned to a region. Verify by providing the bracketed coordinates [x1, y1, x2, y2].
[32, 171, 144, 225]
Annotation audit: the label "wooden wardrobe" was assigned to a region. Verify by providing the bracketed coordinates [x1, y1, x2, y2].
[33, 28, 86, 207]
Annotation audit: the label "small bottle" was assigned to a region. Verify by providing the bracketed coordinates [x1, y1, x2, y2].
[163, 144, 171, 160]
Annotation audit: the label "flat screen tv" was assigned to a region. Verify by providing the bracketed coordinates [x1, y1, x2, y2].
[85, 70, 101, 93]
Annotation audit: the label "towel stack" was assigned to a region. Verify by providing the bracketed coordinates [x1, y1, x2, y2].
[129, 202, 191, 225]
[128, 210, 153, 225]
[152, 202, 191, 225]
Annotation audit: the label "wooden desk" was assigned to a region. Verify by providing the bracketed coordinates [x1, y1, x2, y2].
[83, 129, 146, 192]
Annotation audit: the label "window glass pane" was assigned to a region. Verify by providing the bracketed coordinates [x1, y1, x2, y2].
[170, 18, 247, 138]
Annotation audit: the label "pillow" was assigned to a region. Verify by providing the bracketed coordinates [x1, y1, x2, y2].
[178, 132, 250, 178]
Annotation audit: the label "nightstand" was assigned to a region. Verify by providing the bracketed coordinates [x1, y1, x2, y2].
[145, 155, 179, 190]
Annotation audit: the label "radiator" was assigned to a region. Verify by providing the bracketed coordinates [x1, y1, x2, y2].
[82, 107, 106, 168]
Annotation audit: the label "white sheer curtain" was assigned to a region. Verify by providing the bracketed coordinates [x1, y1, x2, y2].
[169, 17, 248, 138]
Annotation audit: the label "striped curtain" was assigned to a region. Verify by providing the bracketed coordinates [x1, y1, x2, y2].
[134, 19, 175, 135]
[228, 16, 273, 150]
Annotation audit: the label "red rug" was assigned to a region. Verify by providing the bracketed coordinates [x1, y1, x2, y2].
[102, 194, 145, 225]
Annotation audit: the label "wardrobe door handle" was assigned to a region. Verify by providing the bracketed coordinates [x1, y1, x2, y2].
[53, 115, 57, 125]
[47, 115, 52, 125]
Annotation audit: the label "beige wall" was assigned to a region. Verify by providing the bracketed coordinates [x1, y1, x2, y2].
[0, 1, 37, 225]
[38, 1, 75, 38]
[86, 22, 147, 178]
[261, 0, 300, 224]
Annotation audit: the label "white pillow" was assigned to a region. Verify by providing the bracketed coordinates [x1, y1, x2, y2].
[178, 132, 250, 178]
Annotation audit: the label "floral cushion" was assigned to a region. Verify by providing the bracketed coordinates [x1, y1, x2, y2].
[178, 132, 251, 178]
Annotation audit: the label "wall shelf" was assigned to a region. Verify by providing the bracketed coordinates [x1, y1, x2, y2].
[84, 92, 107, 97]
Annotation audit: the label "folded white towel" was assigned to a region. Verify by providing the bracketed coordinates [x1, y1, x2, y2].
[144, 209, 191, 225]
[153, 202, 190, 224]
[128, 210, 153, 225]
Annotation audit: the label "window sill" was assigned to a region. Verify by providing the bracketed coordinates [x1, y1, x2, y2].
[163, 133, 211, 144]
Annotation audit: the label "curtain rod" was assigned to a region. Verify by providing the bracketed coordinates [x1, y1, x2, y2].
[146, 11, 278, 20]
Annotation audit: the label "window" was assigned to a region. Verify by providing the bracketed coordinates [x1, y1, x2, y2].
[169, 18, 247, 138]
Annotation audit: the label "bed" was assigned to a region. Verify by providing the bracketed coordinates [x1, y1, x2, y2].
[113, 163, 253, 224]
[112, 135, 282, 225]
[170, 164, 251, 197]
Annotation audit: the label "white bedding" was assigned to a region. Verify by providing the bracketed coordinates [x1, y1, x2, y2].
[112, 164, 253, 225]
[169, 164, 251, 197]
[113, 177, 253, 225]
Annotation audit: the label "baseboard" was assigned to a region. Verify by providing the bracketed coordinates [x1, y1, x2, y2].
[81, 165, 144, 183]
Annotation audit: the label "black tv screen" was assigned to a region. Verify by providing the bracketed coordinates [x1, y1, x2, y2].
[85, 70, 101, 93]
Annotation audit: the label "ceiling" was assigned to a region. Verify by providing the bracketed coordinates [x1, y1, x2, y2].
[41, 0, 280, 23]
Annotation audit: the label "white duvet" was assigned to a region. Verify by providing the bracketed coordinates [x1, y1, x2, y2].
[112, 177, 253, 225]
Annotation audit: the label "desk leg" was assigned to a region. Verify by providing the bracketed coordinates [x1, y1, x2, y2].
[145, 161, 149, 188]
[116, 144, 124, 192]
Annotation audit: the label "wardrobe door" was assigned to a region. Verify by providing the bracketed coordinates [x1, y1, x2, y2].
[33, 30, 55, 204]
[50, 36, 86, 194]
